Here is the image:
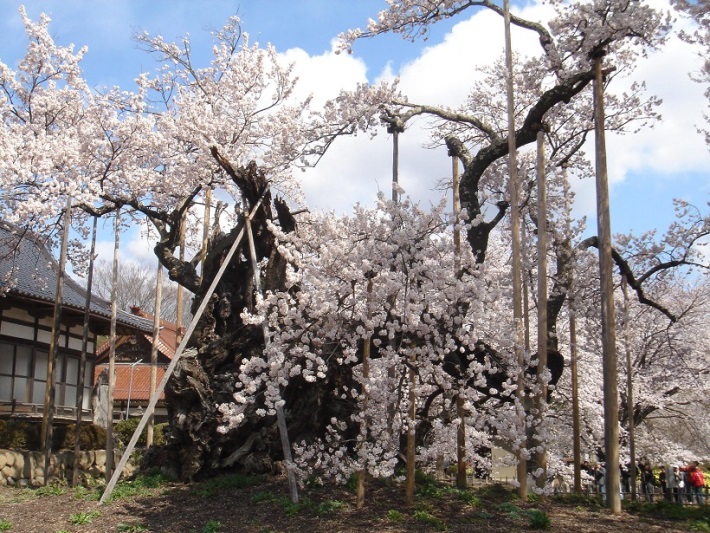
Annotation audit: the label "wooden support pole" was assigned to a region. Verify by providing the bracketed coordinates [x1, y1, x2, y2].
[105, 209, 121, 483]
[146, 263, 163, 447]
[593, 51, 621, 513]
[405, 359, 417, 506]
[101, 195, 268, 504]
[622, 274, 636, 501]
[503, 0, 528, 500]
[245, 216, 299, 504]
[42, 196, 72, 485]
[356, 277, 374, 509]
[450, 151, 467, 490]
[534, 129, 548, 488]
[563, 179, 582, 494]
[175, 214, 186, 345]
[72, 215, 97, 486]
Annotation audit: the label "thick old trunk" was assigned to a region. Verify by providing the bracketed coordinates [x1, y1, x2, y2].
[145, 160, 359, 481]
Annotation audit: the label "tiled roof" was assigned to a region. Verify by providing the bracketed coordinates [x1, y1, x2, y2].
[94, 364, 167, 401]
[0, 223, 153, 333]
[96, 308, 182, 360]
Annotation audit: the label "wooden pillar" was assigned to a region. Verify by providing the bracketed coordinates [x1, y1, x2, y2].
[146, 263, 163, 447]
[534, 129, 548, 488]
[622, 274, 636, 501]
[504, 0, 527, 500]
[105, 209, 121, 483]
[592, 50, 621, 513]
[72, 215, 98, 486]
[42, 196, 72, 484]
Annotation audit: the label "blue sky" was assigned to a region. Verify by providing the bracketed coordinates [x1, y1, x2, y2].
[1, 1, 708, 265]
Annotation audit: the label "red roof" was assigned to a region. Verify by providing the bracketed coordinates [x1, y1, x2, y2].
[94, 364, 168, 401]
[96, 307, 185, 361]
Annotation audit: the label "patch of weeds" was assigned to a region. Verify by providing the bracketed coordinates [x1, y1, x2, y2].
[117, 523, 148, 532]
[476, 483, 517, 502]
[690, 520, 710, 532]
[387, 509, 405, 521]
[552, 493, 603, 508]
[450, 488, 481, 507]
[345, 473, 357, 491]
[109, 481, 146, 502]
[626, 498, 710, 524]
[282, 501, 302, 516]
[35, 481, 67, 497]
[13, 489, 38, 503]
[75, 484, 102, 502]
[496, 501, 525, 519]
[193, 474, 264, 497]
[528, 509, 551, 530]
[303, 474, 323, 489]
[203, 520, 222, 533]
[0, 519, 11, 531]
[417, 482, 447, 499]
[527, 492, 540, 502]
[413, 510, 447, 531]
[133, 472, 170, 489]
[470, 510, 495, 520]
[250, 490, 279, 503]
[315, 499, 347, 514]
[68, 510, 100, 525]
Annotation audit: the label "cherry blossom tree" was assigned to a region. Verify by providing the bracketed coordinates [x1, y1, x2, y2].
[2, 3, 707, 493]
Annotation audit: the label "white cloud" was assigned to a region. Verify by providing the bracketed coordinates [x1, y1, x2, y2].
[294, 0, 708, 236]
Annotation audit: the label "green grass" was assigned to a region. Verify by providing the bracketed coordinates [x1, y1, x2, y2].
[476, 482, 517, 502]
[0, 519, 11, 531]
[203, 520, 222, 533]
[117, 523, 148, 532]
[496, 501, 525, 519]
[314, 499, 347, 514]
[192, 474, 264, 497]
[690, 521, 710, 532]
[68, 510, 100, 525]
[387, 509, 405, 521]
[413, 510, 447, 531]
[451, 488, 481, 507]
[102, 472, 172, 503]
[35, 481, 67, 497]
[626, 498, 710, 523]
[250, 490, 279, 503]
[528, 508, 552, 530]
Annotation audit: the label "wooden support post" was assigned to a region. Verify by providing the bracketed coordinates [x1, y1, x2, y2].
[101, 195, 268, 504]
[504, 0, 527, 500]
[534, 129, 548, 488]
[72, 215, 97, 486]
[245, 216, 299, 504]
[146, 263, 163, 447]
[450, 151, 467, 490]
[42, 196, 72, 485]
[405, 359, 417, 506]
[563, 180, 582, 494]
[356, 277, 374, 509]
[106, 209, 121, 484]
[622, 274, 636, 501]
[593, 50, 621, 514]
[175, 213, 186, 345]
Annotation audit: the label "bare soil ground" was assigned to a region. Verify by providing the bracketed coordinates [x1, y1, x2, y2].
[0, 472, 707, 533]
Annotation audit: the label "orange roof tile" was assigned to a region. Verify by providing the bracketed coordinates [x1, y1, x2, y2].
[94, 364, 168, 401]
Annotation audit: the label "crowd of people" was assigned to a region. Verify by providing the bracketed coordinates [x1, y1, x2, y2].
[581, 459, 706, 504]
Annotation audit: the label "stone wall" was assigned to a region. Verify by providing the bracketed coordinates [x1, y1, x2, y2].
[0, 448, 136, 487]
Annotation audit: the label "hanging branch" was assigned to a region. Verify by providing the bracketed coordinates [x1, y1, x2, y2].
[579, 236, 682, 322]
